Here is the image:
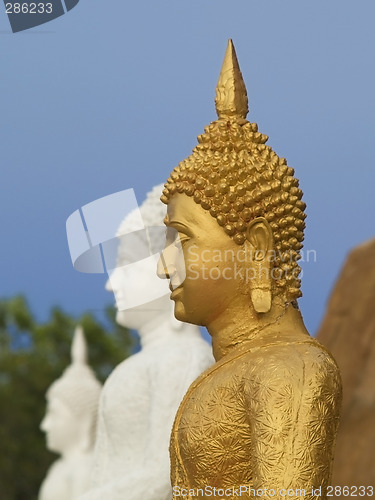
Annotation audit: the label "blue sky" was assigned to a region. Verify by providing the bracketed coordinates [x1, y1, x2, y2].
[0, 0, 374, 336]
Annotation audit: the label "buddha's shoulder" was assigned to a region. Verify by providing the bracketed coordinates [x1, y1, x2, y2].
[228, 335, 340, 383]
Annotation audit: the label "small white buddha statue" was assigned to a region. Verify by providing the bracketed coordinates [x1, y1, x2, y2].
[39, 326, 102, 500]
[81, 185, 213, 500]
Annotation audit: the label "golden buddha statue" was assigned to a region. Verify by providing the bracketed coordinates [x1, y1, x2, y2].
[157, 40, 342, 500]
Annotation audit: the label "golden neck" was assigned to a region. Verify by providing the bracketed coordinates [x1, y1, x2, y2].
[207, 299, 309, 361]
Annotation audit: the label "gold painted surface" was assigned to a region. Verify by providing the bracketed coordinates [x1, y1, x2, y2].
[171, 331, 341, 500]
[215, 39, 248, 120]
[158, 40, 342, 500]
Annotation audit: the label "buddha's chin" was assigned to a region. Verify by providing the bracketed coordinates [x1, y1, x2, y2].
[172, 300, 187, 323]
[172, 299, 205, 327]
[46, 439, 60, 455]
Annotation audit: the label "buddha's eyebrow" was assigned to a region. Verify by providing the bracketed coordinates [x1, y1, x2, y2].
[168, 220, 189, 230]
[164, 216, 187, 229]
[165, 220, 193, 238]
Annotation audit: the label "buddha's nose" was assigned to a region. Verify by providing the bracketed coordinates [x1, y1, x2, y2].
[157, 245, 176, 280]
[157, 250, 170, 279]
[40, 415, 48, 432]
[105, 277, 113, 292]
[106, 268, 121, 292]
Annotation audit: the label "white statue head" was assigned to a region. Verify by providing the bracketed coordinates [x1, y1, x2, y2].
[40, 326, 102, 457]
[106, 184, 179, 331]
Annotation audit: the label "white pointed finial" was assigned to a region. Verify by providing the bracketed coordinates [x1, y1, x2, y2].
[71, 325, 88, 365]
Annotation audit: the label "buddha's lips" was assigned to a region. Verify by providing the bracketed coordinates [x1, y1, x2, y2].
[169, 283, 183, 299]
[169, 279, 183, 292]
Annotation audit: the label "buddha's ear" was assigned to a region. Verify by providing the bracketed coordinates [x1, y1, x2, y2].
[246, 217, 273, 255]
[245, 218, 273, 313]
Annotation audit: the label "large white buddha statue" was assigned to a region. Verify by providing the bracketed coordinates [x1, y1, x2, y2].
[81, 185, 213, 500]
[39, 326, 102, 500]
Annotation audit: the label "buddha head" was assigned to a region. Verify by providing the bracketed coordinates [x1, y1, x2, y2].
[158, 40, 306, 329]
[106, 184, 178, 331]
[40, 326, 102, 456]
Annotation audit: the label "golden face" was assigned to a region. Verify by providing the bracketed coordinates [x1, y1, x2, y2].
[158, 193, 246, 327]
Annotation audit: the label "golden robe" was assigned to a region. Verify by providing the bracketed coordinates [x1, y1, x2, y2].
[170, 332, 342, 500]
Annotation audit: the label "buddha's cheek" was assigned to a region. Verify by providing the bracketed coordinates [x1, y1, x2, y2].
[171, 261, 235, 326]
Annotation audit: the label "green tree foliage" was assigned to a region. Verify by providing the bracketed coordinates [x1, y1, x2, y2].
[0, 296, 136, 500]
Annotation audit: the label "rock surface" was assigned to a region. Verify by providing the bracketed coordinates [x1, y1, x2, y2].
[317, 238, 375, 489]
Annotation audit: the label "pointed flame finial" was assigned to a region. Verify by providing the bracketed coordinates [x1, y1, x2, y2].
[71, 325, 88, 365]
[215, 39, 249, 120]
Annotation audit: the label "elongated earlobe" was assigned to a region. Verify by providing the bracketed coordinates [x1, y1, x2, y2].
[251, 281, 272, 313]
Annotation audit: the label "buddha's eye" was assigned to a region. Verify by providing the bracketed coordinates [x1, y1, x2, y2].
[179, 235, 190, 246]
[165, 226, 189, 249]
[164, 227, 179, 248]
[165, 227, 178, 245]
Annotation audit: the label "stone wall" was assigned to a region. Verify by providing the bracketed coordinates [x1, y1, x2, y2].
[317, 238, 375, 489]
